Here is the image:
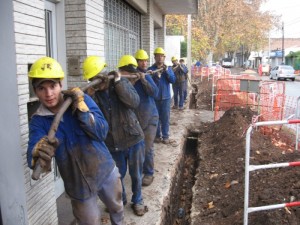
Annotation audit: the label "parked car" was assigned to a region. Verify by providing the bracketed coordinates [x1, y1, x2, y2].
[269, 65, 295, 81]
[222, 58, 233, 68]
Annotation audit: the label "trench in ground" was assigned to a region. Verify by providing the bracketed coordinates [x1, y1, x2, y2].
[161, 131, 199, 225]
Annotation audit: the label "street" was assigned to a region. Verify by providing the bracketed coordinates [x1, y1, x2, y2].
[230, 67, 300, 98]
[258, 75, 300, 97]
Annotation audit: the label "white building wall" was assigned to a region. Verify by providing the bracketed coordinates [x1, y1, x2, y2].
[1, 0, 28, 224]
[165, 35, 184, 66]
[13, 0, 58, 224]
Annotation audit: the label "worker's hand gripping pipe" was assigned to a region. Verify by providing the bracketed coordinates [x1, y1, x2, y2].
[31, 69, 162, 180]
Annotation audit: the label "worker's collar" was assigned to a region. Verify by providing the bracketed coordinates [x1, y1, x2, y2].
[34, 104, 55, 116]
[33, 104, 65, 122]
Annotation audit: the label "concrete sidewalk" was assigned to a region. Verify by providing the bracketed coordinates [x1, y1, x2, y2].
[57, 108, 214, 225]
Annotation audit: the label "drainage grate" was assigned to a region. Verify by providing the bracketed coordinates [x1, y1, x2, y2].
[161, 131, 199, 225]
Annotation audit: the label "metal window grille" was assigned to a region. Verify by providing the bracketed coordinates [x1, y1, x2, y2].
[104, 0, 141, 71]
[45, 9, 53, 58]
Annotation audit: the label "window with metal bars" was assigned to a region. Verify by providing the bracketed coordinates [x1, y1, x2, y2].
[104, 0, 141, 71]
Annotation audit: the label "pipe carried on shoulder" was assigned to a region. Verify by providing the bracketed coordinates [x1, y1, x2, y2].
[31, 68, 162, 180]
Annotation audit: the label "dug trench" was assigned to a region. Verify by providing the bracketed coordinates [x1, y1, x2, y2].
[160, 74, 300, 225]
[162, 106, 300, 225]
[161, 131, 199, 225]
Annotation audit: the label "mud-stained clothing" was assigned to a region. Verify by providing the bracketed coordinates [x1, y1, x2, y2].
[172, 64, 188, 108]
[27, 94, 124, 225]
[93, 78, 145, 205]
[148, 64, 176, 139]
[93, 79, 144, 151]
[134, 68, 159, 176]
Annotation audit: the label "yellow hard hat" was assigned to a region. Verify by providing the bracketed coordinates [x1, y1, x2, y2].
[171, 56, 177, 61]
[118, 55, 138, 68]
[135, 49, 149, 60]
[83, 56, 107, 80]
[28, 57, 64, 79]
[154, 47, 165, 55]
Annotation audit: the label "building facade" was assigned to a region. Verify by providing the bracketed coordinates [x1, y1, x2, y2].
[0, 0, 197, 224]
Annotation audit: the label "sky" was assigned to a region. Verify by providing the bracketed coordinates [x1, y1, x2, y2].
[260, 0, 300, 38]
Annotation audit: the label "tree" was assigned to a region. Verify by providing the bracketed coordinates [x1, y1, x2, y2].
[166, 15, 187, 35]
[181, 41, 187, 58]
[166, 0, 278, 63]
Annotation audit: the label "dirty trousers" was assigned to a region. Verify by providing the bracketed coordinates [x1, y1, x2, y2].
[143, 123, 158, 176]
[111, 140, 145, 205]
[155, 98, 171, 139]
[71, 166, 124, 225]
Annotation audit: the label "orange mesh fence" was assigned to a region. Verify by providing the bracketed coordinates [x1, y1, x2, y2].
[214, 78, 299, 133]
[259, 81, 286, 122]
[191, 66, 202, 77]
[194, 66, 232, 82]
[214, 78, 260, 121]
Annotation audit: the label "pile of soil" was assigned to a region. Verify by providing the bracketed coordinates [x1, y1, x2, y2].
[192, 106, 300, 225]
[193, 77, 212, 110]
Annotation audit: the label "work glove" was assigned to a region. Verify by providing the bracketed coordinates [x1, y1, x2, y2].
[146, 70, 153, 75]
[108, 70, 121, 82]
[89, 74, 110, 92]
[130, 72, 144, 85]
[138, 72, 145, 80]
[162, 64, 168, 72]
[62, 87, 89, 113]
[32, 136, 58, 172]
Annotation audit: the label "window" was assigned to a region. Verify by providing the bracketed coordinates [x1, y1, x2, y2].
[45, 9, 53, 57]
[104, 0, 141, 70]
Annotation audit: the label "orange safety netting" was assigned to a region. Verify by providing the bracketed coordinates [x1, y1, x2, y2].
[192, 66, 231, 81]
[259, 81, 286, 122]
[214, 78, 300, 134]
[214, 77, 260, 121]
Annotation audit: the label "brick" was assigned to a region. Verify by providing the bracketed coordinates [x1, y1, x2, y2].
[18, 93, 29, 106]
[15, 43, 46, 55]
[13, 1, 44, 19]
[14, 22, 45, 36]
[14, 12, 44, 27]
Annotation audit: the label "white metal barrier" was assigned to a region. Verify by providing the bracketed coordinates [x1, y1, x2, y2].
[296, 96, 300, 150]
[244, 119, 300, 225]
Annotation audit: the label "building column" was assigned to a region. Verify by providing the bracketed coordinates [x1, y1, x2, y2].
[0, 1, 28, 224]
[155, 15, 166, 49]
[65, 0, 105, 87]
[141, 0, 155, 65]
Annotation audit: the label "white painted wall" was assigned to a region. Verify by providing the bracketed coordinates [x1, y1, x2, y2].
[0, 1, 28, 224]
[165, 35, 184, 66]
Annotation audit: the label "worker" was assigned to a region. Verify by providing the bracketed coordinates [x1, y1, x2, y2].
[129, 49, 159, 186]
[181, 59, 189, 103]
[83, 55, 147, 216]
[26, 57, 124, 225]
[171, 57, 188, 110]
[148, 47, 176, 144]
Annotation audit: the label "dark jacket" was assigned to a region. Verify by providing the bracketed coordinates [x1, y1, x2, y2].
[134, 68, 159, 130]
[93, 78, 144, 151]
[173, 64, 188, 84]
[148, 64, 176, 100]
[27, 94, 115, 201]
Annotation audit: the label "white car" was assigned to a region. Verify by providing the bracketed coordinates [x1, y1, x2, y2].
[269, 65, 295, 81]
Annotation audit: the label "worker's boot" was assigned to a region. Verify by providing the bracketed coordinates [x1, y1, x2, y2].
[154, 137, 161, 143]
[142, 175, 154, 186]
[131, 203, 148, 216]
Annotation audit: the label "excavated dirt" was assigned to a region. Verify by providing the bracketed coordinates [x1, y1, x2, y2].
[190, 77, 300, 225]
